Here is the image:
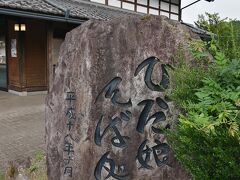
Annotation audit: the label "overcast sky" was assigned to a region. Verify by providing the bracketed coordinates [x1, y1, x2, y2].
[182, 0, 240, 24]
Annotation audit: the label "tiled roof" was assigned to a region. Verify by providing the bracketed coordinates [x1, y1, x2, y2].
[0, 0, 210, 39]
[181, 22, 212, 39]
[0, 0, 138, 21]
[48, 0, 139, 20]
[0, 0, 64, 15]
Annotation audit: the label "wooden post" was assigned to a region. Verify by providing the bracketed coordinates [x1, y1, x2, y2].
[47, 23, 53, 92]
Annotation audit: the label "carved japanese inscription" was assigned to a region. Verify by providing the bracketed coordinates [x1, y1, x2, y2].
[93, 57, 170, 180]
[46, 15, 192, 180]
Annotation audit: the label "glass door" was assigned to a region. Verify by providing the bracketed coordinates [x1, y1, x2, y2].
[0, 18, 7, 90]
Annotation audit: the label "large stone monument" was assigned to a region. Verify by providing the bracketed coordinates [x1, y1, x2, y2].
[46, 15, 194, 180]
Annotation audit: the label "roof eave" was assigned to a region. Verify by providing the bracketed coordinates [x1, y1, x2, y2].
[0, 7, 86, 24]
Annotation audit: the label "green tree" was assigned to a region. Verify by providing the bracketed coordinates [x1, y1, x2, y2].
[195, 13, 240, 59]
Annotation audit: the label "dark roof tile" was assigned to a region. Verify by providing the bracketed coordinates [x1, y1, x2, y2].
[48, 0, 139, 20]
[0, 0, 64, 15]
[0, 0, 139, 20]
[181, 22, 213, 39]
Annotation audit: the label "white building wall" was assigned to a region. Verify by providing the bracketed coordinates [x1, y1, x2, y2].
[87, 0, 180, 20]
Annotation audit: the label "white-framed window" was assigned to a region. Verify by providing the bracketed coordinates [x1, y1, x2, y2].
[149, 8, 159, 15]
[108, 0, 121, 7]
[89, 0, 180, 20]
[122, 2, 135, 11]
[161, 1, 170, 11]
[170, 14, 179, 20]
[171, 4, 179, 14]
[160, 11, 170, 18]
[137, 5, 148, 14]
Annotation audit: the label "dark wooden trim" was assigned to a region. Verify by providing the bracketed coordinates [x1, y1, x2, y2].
[159, 0, 161, 15]
[47, 23, 53, 92]
[0, 8, 84, 25]
[169, 0, 172, 18]
[179, 0, 182, 21]
[7, 17, 22, 90]
[122, 0, 180, 8]
[44, 21, 49, 92]
[121, 0, 179, 15]
[103, 0, 180, 16]
[8, 85, 23, 92]
[19, 30, 26, 89]
[8, 84, 47, 92]
[147, 0, 150, 14]
[134, 0, 137, 12]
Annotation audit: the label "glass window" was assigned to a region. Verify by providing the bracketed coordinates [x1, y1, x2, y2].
[137, 6, 148, 13]
[160, 11, 170, 18]
[171, 0, 179, 5]
[171, 4, 179, 14]
[170, 14, 179, 20]
[170, 14, 179, 21]
[149, 8, 159, 15]
[108, 0, 121, 7]
[137, 0, 148, 5]
[122, 2, 135, 11]
[161, 2, 169, 11]
[149, 0, 159, 8]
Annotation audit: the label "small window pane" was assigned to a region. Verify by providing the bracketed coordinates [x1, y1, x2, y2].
[160, 11, 169, 18]
[91, 0, 105, 4]
[122, 2, 135, 11]
[149, 0, 159, 8]
[171, 0, 179, 5]
[170, 14, 179, 20]
[171, 4, 179, 14]
[137, 0, 148, 5]
[108, 0, 121, 7]
[149, 8, 159, 15]
[161, 2, 169, 11]
[137, 6, 147, 13]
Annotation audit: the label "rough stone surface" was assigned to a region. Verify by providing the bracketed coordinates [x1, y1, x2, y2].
[46, 15, 195, 180]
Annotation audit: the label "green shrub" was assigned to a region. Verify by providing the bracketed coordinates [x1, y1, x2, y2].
[167, 42, 240, 179]
[168, 40, 212, 109]
[167, 120, 240, 180]
[0, 171, 4, 180]
[168, 63, 209, 109]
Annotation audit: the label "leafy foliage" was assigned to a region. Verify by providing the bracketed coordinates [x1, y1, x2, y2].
[23, 151, 47, 180]
[195, 13, 240, 59]
[168, 120, 240, 180]
[166, 28, 240, 179]
[0, 171, 3, 180]
[189, 39, 209, 61]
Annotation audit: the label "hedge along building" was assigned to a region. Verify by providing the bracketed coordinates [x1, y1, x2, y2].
[0, 0, 181, 95]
